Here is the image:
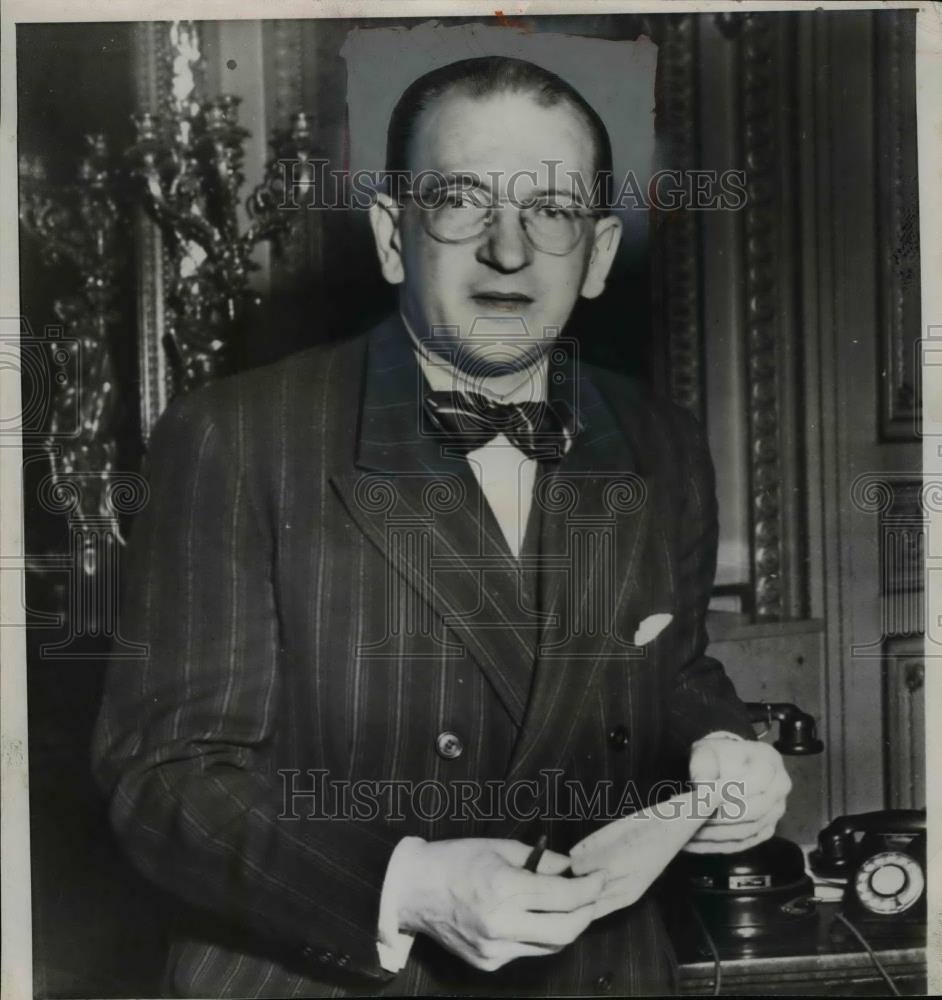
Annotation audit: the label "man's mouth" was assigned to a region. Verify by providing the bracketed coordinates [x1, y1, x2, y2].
[471, 291, 534, 311]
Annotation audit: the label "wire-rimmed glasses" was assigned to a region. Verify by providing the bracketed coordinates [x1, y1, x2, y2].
[403, 180, 601, 257]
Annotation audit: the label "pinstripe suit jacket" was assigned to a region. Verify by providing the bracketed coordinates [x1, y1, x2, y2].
[92, 314, 754, 997]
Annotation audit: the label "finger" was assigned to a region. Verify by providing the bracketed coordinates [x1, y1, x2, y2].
[758, 761, 792, 801]
[694, 737, 754, 780]
[488, 903, 596, 948]
[491, 842, 573, 876]
[737, 748, 783, 797]
[748, 744, 790, 791]
[688, 742, 722, 784]
[595, 859, 663, 894]
[470, 940, 562, 972]
[692, 738, 785, 794]
[715, 820, 777, 853]
[695, 794, 785, 834]
[535, 849, 572, 876]
[704, 765, 791, 823]
[591, 873, 651, 916]
[692, 799, 786, 843]
[691, 817, 768, 842]
[571, 848, 641, 880]
[701, 780, 789, 829]
[503, 868, 604, 913]
[717, 791, 788, 830]
[682, 819, 777, 854]
[490, 839, 549, 868]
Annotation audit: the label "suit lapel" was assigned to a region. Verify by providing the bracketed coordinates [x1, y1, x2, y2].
[329, 317, 542, 725]
[501, 351, 653, 791]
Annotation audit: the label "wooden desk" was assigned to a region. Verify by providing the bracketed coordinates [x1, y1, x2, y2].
[675, 903, 926, 995]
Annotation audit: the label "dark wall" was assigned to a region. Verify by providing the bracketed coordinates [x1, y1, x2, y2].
[18, 22, 173, 998]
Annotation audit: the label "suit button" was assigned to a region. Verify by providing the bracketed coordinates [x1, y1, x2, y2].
[300, 944, 314, 959]
[607, 724, 628, 751]
[436, 731, 464, 760]
[319, 950, 333, 964]
[595, 972, 614, 993]
[337, 953, 350, 968]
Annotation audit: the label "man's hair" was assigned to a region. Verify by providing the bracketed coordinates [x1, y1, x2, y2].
[385, 56, 614, 209]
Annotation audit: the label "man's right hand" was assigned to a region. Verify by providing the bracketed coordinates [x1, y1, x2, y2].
[395, 838, 603, 972]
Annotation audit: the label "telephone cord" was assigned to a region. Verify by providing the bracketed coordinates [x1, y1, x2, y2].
[833, 911, 901, 996]
[690, 904, 722, 997]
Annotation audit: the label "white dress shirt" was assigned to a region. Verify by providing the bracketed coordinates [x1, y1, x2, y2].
[412, 331, 550, 556]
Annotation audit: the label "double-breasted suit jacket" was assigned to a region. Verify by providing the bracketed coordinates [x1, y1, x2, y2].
[93, 314, 754, 997]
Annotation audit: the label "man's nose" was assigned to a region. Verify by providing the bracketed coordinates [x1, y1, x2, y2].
[476, 206, 532, 272]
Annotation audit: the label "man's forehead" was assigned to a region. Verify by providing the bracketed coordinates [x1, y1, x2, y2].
[407, 88, 597, 184]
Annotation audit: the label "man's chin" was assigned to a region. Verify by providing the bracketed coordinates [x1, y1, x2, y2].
[451, 339, 550, 376]
[461, 314, 559, 370]
[465, 313, 548, 341]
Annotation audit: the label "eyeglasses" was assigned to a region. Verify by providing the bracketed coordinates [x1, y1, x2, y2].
[403, 184, 601, 257]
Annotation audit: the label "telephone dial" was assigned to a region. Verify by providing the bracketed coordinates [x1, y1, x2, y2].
[810, 809, 926, 937]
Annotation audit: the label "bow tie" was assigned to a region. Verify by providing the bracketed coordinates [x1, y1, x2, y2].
[424, 391, 580, 461]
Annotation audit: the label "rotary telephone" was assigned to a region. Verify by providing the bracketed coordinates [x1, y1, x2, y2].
[810, 809, 926, 939]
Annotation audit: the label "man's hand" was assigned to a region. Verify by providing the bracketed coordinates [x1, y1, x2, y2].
[568, 791, 708, 920]
[683, 736, 791, 854]
[396, 838, 603, 972]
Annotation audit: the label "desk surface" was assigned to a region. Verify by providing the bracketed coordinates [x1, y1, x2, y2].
[675, 902, 926, 995]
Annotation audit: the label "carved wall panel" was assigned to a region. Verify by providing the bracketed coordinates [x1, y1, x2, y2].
[262, 20, 319, 291]
[738, 13, 807, 622]
[656, 12, 809, 621]
[651, 15, 704, 426]
[132, 21, 202, 439]
[849, 474, 926, 656]
[883, 639, 926, 810]
[875, 11, 921, 441]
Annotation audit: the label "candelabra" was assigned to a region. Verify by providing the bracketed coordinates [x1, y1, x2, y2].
[19, 134, 125, 575]
[20, 31, 314, 600]
[19, 19, 318, 580]
[128, 96, 316, 394]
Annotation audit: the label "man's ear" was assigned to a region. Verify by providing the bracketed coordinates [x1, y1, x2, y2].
[580, 214, 623, 300]
[368, 191, 404, 285]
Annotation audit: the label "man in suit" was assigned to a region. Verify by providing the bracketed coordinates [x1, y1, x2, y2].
[93, 56, 791, 996]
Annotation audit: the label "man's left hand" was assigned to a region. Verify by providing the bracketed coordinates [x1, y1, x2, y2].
[683, 736, 791, 854]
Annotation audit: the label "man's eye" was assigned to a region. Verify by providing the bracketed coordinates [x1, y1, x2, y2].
[442, 189, 486, 209]
[532, 202, 576, 220]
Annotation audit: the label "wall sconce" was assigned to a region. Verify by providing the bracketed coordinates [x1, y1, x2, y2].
[127, 97, 316, 395]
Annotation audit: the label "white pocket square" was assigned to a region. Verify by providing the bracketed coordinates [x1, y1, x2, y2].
[633, 613, 673, 646]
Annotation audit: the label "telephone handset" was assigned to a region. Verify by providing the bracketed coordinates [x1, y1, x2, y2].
[810, 809, 926, 932]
